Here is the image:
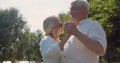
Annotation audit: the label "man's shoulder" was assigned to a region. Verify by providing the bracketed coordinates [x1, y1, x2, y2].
[88, 19, 101, 26]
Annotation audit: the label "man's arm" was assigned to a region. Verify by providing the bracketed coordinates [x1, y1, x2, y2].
[74, 29, 105, 55]
[64, 22, 105, 56]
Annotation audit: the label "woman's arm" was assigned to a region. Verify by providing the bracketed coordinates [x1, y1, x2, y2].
[59, 33, 71, 50]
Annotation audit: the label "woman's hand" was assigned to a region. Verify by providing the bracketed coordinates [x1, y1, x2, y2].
[64, 22, 78, 35]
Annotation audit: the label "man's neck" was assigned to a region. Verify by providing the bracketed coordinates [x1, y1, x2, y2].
[80, 16, 88, 21]
[76, 16, 88, 26]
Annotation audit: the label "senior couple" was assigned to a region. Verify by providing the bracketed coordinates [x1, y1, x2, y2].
[40, 0, 107, 63]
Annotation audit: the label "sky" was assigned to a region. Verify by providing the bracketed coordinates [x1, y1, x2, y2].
[0, 0, 73, 32]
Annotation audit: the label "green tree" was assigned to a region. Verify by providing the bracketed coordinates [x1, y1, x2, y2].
[89, 0, 120, 62]
[0, 8, 26, 62]
[59, 12, 72, 24]
[0, 7, 43, 62]
[58, 12, 72, 40]
[32, 30, 43, 61]
[23, 29, 43, 62]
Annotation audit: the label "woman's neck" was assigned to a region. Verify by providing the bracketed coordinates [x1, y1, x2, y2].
[51, 34, 60, 42]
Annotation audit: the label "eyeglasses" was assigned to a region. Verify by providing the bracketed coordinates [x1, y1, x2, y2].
[52, 23, 63, 29]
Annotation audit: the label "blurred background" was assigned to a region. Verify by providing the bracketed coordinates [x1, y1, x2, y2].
[0, 0, 120, 63]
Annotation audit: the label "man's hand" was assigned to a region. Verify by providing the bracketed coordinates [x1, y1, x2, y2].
[64, 22, 78, 35]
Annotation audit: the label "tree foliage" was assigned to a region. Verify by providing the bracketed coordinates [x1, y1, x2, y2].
[58, 12, 72, 40]
[89, 0, 120, 61]
[0, 8, 26, 61]
[0, 8, 43, 62]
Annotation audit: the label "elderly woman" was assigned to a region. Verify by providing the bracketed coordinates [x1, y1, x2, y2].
[40, 16, 70, 63]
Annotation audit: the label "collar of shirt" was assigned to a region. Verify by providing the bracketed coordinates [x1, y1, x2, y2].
[78, 18, 90, 27]
[46, 35, 60, 43]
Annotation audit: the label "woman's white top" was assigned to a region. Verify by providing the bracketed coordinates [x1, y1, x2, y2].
[40, 35, 61, 63]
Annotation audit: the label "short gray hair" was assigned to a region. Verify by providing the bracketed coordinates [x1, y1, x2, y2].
[71, 0, 90, 12]
[43, 16, 61, 35]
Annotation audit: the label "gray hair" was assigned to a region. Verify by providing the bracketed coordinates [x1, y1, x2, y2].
[43, 16, 61, 35]
[72, 0, 90, 12]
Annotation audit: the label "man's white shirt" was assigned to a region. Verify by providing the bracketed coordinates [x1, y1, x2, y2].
[61, 18, 107, 63]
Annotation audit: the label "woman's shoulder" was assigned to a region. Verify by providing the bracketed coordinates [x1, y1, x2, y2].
[40, 36, 54, 46]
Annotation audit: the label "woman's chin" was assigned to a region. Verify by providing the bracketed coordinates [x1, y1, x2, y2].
[59, 31, 64, 35]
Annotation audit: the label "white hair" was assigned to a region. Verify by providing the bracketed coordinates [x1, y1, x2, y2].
[43, 16, 60, 35]
[72, 0, 90, 12]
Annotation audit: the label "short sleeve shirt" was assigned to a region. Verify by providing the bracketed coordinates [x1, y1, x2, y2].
[61, 18, 107, 63]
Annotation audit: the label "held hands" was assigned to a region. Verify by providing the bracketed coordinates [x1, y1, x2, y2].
[64, 22, 78, 35]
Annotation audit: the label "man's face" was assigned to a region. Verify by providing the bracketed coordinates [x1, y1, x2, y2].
[70, 4, 81, 19]
[70, 4, 83, 25]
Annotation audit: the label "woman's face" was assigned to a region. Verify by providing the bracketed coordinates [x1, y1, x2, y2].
[52, 23, 64, 35]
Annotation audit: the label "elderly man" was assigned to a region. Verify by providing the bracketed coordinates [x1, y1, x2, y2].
[61, 0, 107, 63]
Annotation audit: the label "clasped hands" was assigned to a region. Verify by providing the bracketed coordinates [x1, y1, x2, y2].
[63, 22, 78, 36]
